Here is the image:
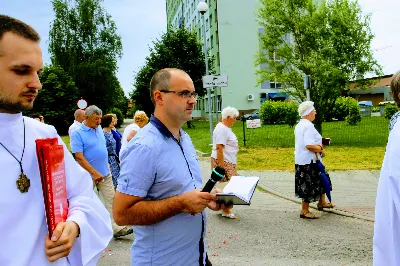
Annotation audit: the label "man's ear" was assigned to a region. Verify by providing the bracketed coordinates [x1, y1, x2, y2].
[153, 91, 163, 106]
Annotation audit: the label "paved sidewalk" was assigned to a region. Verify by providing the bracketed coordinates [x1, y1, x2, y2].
[200, 158, 380, 221]
[238, 168, 379, 221]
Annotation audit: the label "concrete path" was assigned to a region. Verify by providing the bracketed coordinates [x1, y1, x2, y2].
[240, 168, 379, 221]
[98, 159, 374, 265]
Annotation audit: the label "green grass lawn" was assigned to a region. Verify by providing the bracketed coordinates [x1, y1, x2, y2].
[60, 117, 388, 171]
[185, 116, 389, 151]
[184, 117, 388, 171]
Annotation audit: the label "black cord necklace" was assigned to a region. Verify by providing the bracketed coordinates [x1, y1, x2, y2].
[0, 118, 30, 193]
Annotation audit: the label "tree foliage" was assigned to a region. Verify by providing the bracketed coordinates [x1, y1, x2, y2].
[131, 27, 212, 116]
[26, 65, 79, 134]
[49, 0, 126, 114]
[256, 0, 382, 133]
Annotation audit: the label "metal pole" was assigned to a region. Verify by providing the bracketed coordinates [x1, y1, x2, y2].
[215, 87, 219, 122]
[202, 12, 213, 141]
[304, 75, 311, 101]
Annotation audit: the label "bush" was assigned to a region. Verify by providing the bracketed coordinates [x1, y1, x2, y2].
[372, 106, 380, 112]
[260, 101, 298, 126]
[346, 104, 362, 125]
[384, 105, 398, 120]
[331, 97, 349, 121]
[107, 107, 124, 128]
[331, 97, 362, 125]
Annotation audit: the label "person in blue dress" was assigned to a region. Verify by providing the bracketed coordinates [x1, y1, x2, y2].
[109, 113, 122, 155]
[101, 114, 120, 187]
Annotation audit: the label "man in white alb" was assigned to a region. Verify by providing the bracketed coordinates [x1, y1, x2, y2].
[68, 109, 85, 137]
[374, 71, 400, 265]
[0, 15, 112, 266]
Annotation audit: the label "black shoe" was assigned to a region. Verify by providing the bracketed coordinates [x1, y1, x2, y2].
[113, 227, 133, 238]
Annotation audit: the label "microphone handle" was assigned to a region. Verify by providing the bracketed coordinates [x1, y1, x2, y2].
[202, 179, 217, 193]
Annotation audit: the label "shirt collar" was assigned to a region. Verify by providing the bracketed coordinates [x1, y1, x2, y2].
[74, 120, 82, 125]
[150, 115, 181, 139]
[0, 112, 22, 126]
[81, 122, 98, 132]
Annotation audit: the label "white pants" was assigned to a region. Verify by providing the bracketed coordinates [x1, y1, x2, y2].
[94, 174, 124, 233]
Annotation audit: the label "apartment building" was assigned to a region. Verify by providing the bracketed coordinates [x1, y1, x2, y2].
[166, 0, 288, 119]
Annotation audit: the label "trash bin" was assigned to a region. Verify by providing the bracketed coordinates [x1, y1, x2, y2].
[378, 101, 395, 116]
[358, 101, 372, 117]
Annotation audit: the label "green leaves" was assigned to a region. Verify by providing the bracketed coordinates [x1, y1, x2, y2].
[256, 0, 382, 133]
[259, 101, 299, 127]
[131, 27, 212, 116]
[49, 0, 125, 114]
[25, 66, 79, 134]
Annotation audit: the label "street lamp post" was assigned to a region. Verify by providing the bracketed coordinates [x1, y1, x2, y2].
[197, 1, 213, 141]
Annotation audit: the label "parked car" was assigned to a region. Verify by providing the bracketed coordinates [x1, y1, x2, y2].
[242, 110, 260, 120]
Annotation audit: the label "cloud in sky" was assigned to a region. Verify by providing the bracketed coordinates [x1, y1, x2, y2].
[2, 0, 399, 95]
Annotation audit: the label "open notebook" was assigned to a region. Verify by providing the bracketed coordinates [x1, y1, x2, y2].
[216, 176, 260, 205]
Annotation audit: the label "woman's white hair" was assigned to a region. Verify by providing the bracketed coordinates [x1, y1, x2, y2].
[221, 106, 239, 120]
[298, 101, 315, 117]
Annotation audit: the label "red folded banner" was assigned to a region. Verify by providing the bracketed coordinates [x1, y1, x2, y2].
[36, 138, 68, 237]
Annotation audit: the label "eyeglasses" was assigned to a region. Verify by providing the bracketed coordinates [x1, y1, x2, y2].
[159, 90, 198, 100]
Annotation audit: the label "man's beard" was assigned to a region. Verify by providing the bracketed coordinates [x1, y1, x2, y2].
[0, 98, 34, 113]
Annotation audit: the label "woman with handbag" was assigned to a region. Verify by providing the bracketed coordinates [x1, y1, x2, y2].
[294, 101, 334, 219]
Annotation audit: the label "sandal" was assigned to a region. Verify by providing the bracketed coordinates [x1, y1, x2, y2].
[300, 211, 319, 219]
[317, 202, 335, 211]
[221, 213, 237, 219]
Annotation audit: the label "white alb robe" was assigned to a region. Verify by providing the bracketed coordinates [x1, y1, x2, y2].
[0, 113, 112, 266]
[374, 120, 400, 265]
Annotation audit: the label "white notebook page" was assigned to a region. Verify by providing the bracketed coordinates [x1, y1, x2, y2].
[222, 176, 260, 202]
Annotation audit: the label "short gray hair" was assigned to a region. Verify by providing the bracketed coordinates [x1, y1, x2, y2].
[221, 106, 239, 120]
[85, 105, 102, 117]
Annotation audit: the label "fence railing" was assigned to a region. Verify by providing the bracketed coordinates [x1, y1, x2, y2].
[238, 116, 389, 148]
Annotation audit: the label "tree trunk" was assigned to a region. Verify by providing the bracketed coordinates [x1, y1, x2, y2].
[314, 115, 323, 135]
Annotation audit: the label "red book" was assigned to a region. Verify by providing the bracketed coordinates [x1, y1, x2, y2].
[36, 139, 68, 236]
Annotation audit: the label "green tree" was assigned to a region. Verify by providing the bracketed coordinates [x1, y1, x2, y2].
[256, 0, 382, 133]
[26, 65, 79, 134]
[49, 0, 124, 113]
[131, 27, 212, 116]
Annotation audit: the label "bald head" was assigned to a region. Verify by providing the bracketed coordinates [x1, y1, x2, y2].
[149, 68, 190, 105]
[74, 109, 85, 123]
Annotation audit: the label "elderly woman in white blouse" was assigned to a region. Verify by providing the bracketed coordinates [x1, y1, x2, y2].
[211, 106, 240, 219]
[294, 101, 334, 219]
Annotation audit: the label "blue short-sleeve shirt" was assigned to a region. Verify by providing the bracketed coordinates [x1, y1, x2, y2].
[70, 123, 110, 177]
[117, 116, 206, 266]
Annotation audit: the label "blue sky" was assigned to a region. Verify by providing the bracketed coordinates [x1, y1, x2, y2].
[2, 0, 399, 96]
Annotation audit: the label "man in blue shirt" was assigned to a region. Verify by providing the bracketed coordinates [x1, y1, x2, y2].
[71, 105, 132, 239]
[114, 68, 228, 265]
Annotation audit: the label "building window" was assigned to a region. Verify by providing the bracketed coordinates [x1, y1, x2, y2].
[270, 80, 282, 89]
[210, 34, 214, 48]
[217, 95, 222, 112]
[269, 50, 282, 62]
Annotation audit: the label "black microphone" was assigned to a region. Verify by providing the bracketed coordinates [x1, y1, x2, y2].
[202, 166, 225, 192]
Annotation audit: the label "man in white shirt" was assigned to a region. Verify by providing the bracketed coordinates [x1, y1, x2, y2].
[0, 15, 112, 266]
[68, 109, 85, 137]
